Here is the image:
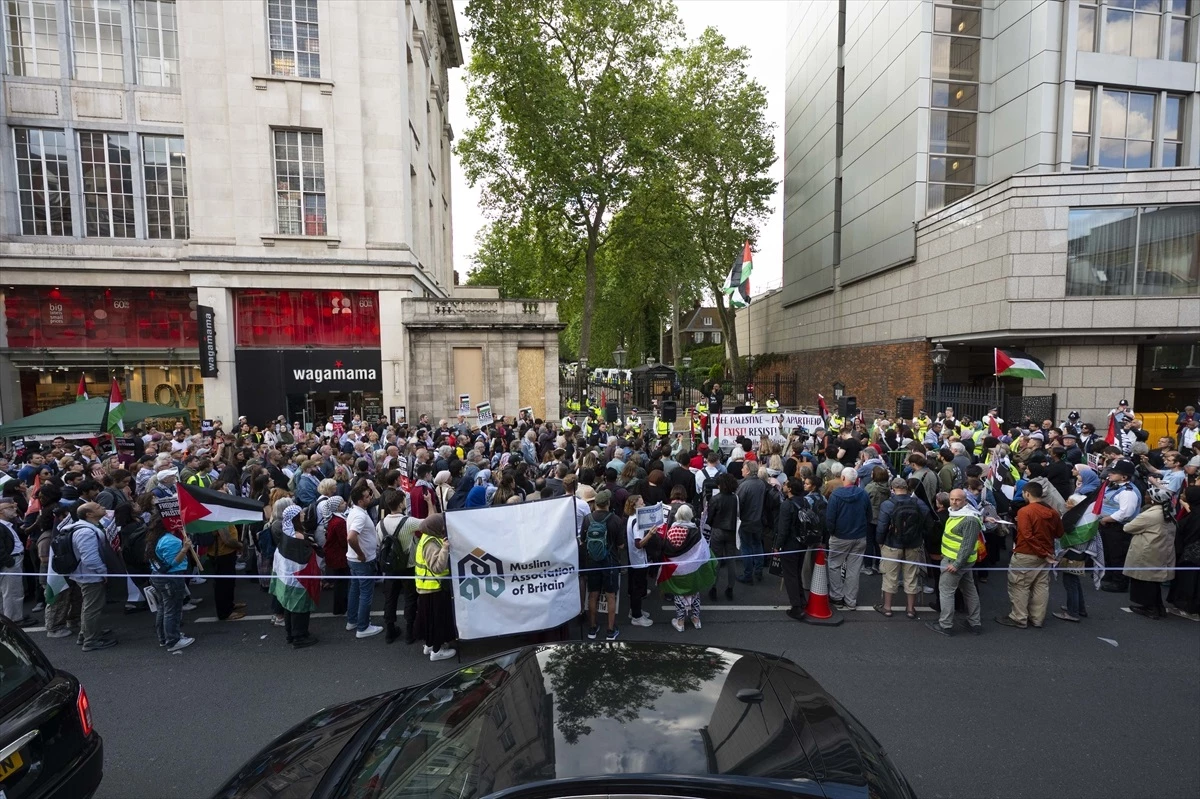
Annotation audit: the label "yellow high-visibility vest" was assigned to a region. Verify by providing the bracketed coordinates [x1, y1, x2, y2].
[941, 515, 978, 564]
[414, 533, 448, 591]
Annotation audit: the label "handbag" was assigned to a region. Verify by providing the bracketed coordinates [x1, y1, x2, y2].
[768, 553, 783, 577]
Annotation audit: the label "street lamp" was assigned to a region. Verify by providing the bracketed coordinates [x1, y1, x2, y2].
[578, 356, 589, 419]
[930, 344, 949, 423]
[832, 381, 845, 401]
[612, 346, 626, 420]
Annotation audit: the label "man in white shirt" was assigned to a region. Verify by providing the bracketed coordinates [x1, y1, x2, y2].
[0, 500, 34, 627]
[1181, 418, 1199, 451]
[345, 484, 383, 638]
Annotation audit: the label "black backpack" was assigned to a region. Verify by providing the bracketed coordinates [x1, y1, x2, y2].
[377, 516, 410, 576]
[119, 518, 150, 571]
[51, 522, 82, 575]
[792, 503, 823, 548]
[889, 498, 926, 548]
[303, 497, 326, 535]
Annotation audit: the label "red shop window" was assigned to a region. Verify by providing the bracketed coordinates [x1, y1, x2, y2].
[4, 287, 199, 349]
[235, 290, 380, 347]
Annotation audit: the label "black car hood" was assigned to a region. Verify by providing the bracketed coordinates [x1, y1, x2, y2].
[213, 643, 913, 799]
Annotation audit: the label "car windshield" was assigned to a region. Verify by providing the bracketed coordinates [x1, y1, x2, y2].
[334, 644, 782, 799]
[0, 627, 48, 705]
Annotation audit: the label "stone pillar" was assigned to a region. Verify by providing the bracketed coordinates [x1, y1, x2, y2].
[195, 286, 237, 425]
[379, 289, 411, 418]
[0, 293, 19, 424]
[1025, 342, 1139, 422]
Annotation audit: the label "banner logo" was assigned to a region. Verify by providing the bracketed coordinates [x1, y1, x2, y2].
[457, 547, 505, 601]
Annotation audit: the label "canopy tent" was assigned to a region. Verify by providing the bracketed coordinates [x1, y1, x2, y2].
[0, 397, 190, 440]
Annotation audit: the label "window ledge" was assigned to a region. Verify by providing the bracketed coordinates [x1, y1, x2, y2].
[261, 233, 340, 249]
[251, 74, 333, 94]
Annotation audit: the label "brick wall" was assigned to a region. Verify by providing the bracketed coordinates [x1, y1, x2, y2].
[754, 339, 932, 415]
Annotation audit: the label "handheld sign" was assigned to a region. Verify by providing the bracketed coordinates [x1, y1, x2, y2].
[477, 402, 494, 426]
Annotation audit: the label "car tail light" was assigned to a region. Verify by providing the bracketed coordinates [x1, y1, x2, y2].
[76, 685, 93, 737]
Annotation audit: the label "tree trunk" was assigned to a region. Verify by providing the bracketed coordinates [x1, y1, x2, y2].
[669, 280, 683, 367]
[577, 227, 600, 363]
[712, 287, 740, 395]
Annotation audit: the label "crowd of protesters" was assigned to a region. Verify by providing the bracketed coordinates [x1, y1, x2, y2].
[1, 396, 1198, 657]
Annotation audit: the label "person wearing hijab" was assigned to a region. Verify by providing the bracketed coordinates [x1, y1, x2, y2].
[433, 470, 453, 513]
[1124, 487, 1177, 619]
[447, 473, 473, 511]
[1167, 486, 1200, 620]
[322, 496, 349, 616]
[269, 504, 321, 648]
[413, 513, 455, 661]
[465, 470, 491, 509]
[1054, 465, 1104, 622]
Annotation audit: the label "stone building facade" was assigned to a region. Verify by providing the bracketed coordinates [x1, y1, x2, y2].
[0, 0, 559, 428]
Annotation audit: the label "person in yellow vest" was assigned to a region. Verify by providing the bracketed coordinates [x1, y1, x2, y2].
[927, 489, 983, 636]
[413, 513, 456, 661]
[914, 410, 931, 440]
[765, 394, 780, 413]
[183, 457, 212, 488]
[655, 413, 671, 438]
[561, 414, 575, 434]
[827, 413, 845, 435]
[626, 409, 642, 436]
[689, 408, 703, 443]
[748, 397, 759, 413]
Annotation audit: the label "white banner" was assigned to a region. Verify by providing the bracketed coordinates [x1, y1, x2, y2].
[446, 496, 581, 640]
[709, 412, 825, 450]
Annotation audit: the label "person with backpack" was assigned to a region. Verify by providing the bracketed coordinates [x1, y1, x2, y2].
[774, 478, 822, 620]
[581, 489, 625, 640]
[377, 491, 420, 645]
[0, 499, 35, 627]
[65, 502, 117, 651]
[146, 516, 196, 652]
[875, 478, 931, 619]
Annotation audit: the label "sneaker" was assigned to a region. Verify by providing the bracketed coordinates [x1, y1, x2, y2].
[925, 621, 954, 637]
[423, 644, 433, 655]
[31, 602, 45, 614]
[671, 617, 685, 632]
[923, 585, 934, 594]
[356, 624, 383, 639]
[586, 625, 599, 640]
[690, 616, 701, 630]
[190, 577, 207, 585]
[345, 622, 357, 631]
[271, 616, 285, 627]
[182, 602, 198, 611]
[124, 602, 147, 614]
[291, 635, 318, 649]
[786, 607, 805, 622]
[606, 627, 620, 640]
[167, 636, 195, 652]
[429, 647, 457, 661]
[82, 638, 118, 652]
[630, 614, 653, 627]
[46, 628, 73, 639]
[960, 620, 982, 635]
[144, 586, 160, 613]
[235, 561, 246, 571]
[994, 615, 1026, 629]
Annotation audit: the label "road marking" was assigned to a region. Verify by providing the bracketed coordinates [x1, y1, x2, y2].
[194, 610, 391, 624]
[659, 605, 935, 613]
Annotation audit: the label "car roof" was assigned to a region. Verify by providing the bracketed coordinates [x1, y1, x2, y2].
[341, 642, 895, 799]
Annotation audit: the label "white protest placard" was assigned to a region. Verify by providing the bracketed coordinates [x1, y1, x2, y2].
[446, 496, 581, 640]
[459, 394, 471, 415]
[476, 401, 494, 426]
[709, 412, 825, 450]
[636, 502, 665, 532]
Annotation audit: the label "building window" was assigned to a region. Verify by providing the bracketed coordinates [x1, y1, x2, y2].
[142, 135, 187, 239]
[268, 0, 320, 78]
[702, 316, 712, 326]
[69, 0, 124, 82]
[13, 128, 72, 236]
[133, 0, 178, 87]
[929, 3, 980, 211]
[1079, 2, 1098, 51]
[5, 0, 60, 77]
[694, 332, 704, 344]
[1067, 205, 1200, 296]
[1099, 89, 1155, 169]
[499, 728, 516, 752]
[712, 331, 721, 344]
[1163, 94, 1184, 167]
[78, 130, 135, 237]
[1166, 0, 1187, 61]
[1072, 87, 1093, 169]
[273, 129, 326, 235]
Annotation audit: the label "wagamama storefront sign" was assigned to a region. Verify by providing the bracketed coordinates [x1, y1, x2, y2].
[290, 366, 378, 384]
[446, 496, 580, 640]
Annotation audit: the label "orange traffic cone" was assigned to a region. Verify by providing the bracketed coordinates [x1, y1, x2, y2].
[804, 548, 844, 626]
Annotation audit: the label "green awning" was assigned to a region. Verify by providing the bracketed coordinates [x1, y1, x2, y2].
[0, 397, 190, 439]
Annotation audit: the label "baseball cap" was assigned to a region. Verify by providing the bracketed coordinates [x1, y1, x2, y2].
[594, 489, 613, 506]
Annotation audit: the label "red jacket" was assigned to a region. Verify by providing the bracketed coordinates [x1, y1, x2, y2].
[324, 515, 348, 570]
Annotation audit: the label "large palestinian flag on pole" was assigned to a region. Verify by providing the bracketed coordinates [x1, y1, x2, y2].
[176, 483, 265, 534]
[101, 378, 125, 435]
[724, 240, 753, 309]
[994, 348, 1046, 380]
[75, 374, 88, 402]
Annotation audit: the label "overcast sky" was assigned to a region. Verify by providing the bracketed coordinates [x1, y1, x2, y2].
[446, 0, 787, 293]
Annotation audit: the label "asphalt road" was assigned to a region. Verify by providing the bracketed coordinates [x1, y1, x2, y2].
[32, 568, 1200, 799]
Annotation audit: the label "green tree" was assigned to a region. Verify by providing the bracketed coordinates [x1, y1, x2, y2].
[665, 28, 777, 392]
[457, 0, 680, 363]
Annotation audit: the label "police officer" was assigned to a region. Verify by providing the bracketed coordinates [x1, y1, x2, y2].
[765, 393, 780, 413]
[626, 409, 642, 436]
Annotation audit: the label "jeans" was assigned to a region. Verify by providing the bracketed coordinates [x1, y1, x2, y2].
[739, 524, 764, 579]
[827, 536, 867, 608]
[150, 574, 187, 645]
[346, 560, 377, 631]
[937, 565, 981, 630]
[1062, 572, 1086, 617]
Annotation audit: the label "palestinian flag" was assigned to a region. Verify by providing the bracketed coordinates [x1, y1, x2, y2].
[269, 533, 321, 612]
[75, 375, 88, 402]
[657, 532, 718, 595]
[176, 483, 265, 534]
[102, 378, 125, 436]
[994, 348, 1046, 380]
[724, 240, 753, 309]
[817, 393, 830, 421]
[1061, 489, 1102, 550]
[1104, 413, 1117, 445]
